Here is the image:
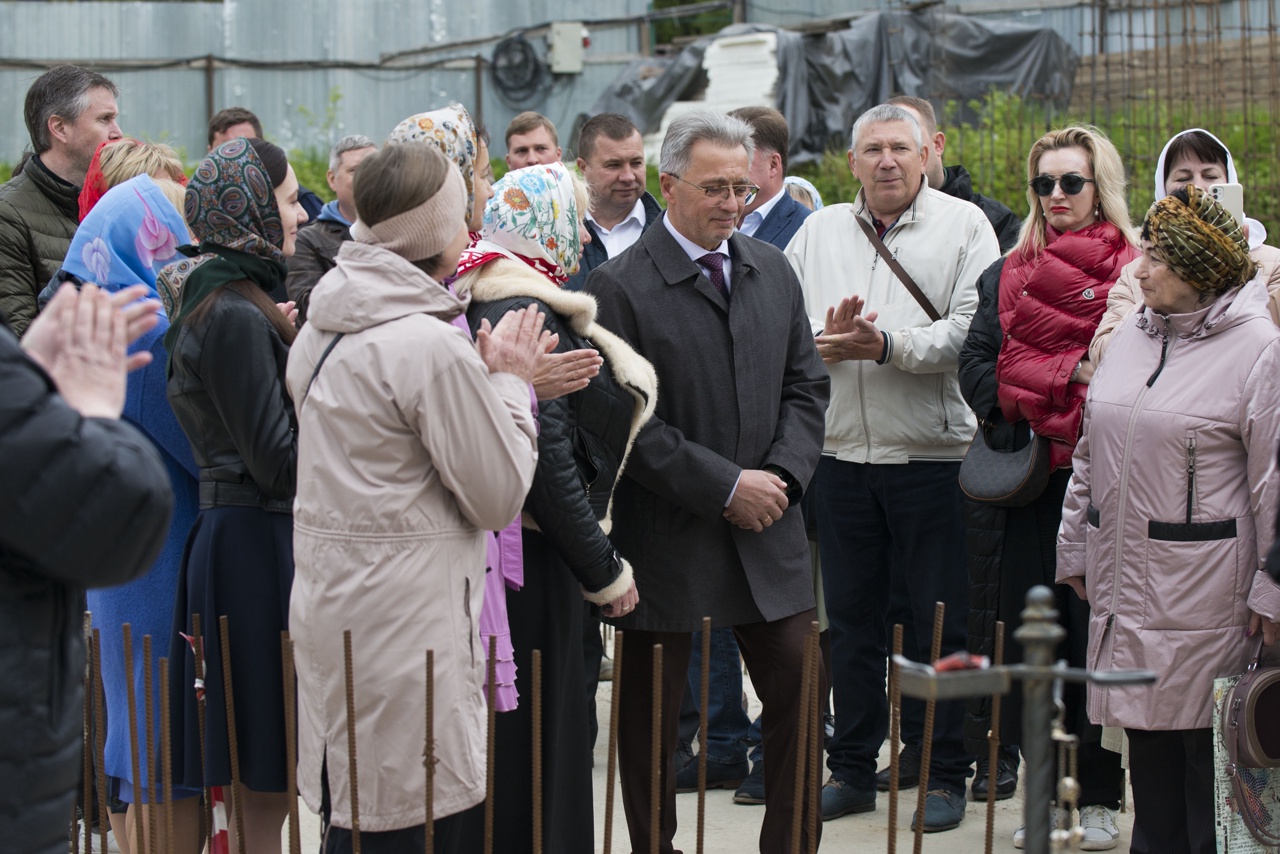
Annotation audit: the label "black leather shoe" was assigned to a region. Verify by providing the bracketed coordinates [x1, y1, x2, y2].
[676, 757, 749, 793]
[971, 752, 1018, 801]
[875, 741, 922, 792]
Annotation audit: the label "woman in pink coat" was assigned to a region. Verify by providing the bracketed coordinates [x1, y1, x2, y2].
[1057, 184, 1280, 854]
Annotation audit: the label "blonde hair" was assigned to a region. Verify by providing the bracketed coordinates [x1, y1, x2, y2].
[1011, 125, 1135, 259]
[98, 140, 186, 189]
[151, 177, 195, 242]
[568, 168, 590, 224]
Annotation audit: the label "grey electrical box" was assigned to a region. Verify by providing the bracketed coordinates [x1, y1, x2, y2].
[548, 21, 584, 74]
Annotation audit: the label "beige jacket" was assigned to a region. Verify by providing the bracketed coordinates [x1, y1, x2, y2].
[286, 241, 538, 830]
[1089, 243, 1280, 364]
[1058, 277, 1280, 731]
[785, 185, 999, 463]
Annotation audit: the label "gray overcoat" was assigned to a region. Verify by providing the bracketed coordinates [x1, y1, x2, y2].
[584, 216, 830, 632]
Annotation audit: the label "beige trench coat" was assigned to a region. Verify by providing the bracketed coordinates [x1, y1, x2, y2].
[286, 241, 538, 830]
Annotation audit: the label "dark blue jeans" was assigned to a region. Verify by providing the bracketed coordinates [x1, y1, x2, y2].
[817, 457, 972, 795]
[681, 626, 752, 764]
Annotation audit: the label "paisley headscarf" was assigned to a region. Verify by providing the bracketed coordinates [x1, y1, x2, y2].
[1143, 183, 1258, 295]
[454, 163, 583, 285]
[159, 137, 289, 352]
[63, 174, 187, 298]
[388, 104, 481, 219]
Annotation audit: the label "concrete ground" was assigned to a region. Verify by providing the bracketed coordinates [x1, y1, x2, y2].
[285, 674, 1135, 853]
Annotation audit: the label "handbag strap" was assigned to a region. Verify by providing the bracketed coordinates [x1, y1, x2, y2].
[300, 331, 346, 408]
[854, 212, 942, 323]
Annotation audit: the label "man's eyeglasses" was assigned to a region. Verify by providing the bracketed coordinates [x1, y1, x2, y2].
[1029, 173, 1096, 197]
[672, 175, 759, 205]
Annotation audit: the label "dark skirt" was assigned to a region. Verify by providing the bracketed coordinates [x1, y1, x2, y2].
[489, 531, 594, 854]
[167, 506, 294, 792]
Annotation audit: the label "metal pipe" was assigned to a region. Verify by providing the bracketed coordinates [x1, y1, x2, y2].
[649, 643, 663, 854]
[807, 621, 821, 854]
[144, 636, 157, 854]
[887, 623, 903, 854]
[912, 602, 945, 853]
[790, 626, 814, 854]
[219, 615, 246, 853]
[533, 649, 543, 854]
[123, 624, 145, 854]
[160, 658, 174, 852]
[426, 649, 435, 852]
[343, 629, 361, 854]
[984, 622, 1005, 854]
[282, 633, 301, 854]
[696, 617, 711, 854]
[602, 631, 624, 854]
[1014, 587, 1066, 854]
[92, 629, 110, 854]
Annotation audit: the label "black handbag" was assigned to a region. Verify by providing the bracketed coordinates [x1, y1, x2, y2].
[958, 421, 1052, 507]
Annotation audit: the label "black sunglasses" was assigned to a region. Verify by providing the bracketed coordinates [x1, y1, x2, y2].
[1029, 173, 1096, 197]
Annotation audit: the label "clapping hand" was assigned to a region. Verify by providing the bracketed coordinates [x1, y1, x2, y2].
[815, 296, 883, 364]
[476, 304, 547, 383]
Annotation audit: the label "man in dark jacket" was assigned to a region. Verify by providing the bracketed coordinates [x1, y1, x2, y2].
[0, 66, 123, 336]
[679, 105, 815, 800]
[286, 134, 377, 325]
[586, 109, 829, 854]
[564, 113, 662, 292]
[0, 285, 172, 854]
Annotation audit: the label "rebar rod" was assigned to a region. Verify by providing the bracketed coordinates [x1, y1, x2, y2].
[696, 617, 711, 854]
[343, 629, 361, 854]
[92, 629, 110, 854]
[1016, 587, 1067, 854]
[790, 621, 815, 854]
[426, 649, 435, 852]
[160, 658, 174, 852]
[649, 643, 663, 854]
[81, 615, 93, 854]
[983, 622, 1006, 854]
[191, 612, 213, 852]
[282, 633, 301, 854]
[219, 615, 246, 853]
[533, 649, 543, 854]
[887, 623, 903, 854]
[807, 621, 821, 854]
[122, 624, 145, 854]
[602, 631, 624, 854]
[144, 635, 157, 854]
[912, 602, 945, 854]
[484, 633, 497, 854]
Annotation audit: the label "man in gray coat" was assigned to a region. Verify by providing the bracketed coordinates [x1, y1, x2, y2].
[586, 109, 830, 854]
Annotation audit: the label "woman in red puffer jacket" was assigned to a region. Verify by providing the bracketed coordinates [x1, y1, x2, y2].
[957, 125, 1137, 850]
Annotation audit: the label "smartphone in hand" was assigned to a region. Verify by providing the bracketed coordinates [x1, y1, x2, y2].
[1210, 182, 1245, 226]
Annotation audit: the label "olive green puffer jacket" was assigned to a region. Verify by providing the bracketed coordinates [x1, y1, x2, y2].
[0, 158, 80, 336]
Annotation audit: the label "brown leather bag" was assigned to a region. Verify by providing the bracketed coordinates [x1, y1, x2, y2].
[854, 213, 942, 322]
[1223, 637, 1280, 845]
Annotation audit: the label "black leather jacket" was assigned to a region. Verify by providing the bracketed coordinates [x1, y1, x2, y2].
[167, 288, 297, 510]
[467, 294, 635, 595]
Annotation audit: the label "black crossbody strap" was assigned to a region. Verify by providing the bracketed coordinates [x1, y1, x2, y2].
[854, 212, 942, 323]
[301, 332, 346, 407]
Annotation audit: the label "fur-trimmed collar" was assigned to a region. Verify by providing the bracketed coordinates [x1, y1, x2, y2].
[459, 259, 658, 602]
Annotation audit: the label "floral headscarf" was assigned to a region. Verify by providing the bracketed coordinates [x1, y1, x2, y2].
[388, 104, 480, 219]
[63, 174, 186, 299]
[454, 163, 583, 284]
[159, 138, 290, 353]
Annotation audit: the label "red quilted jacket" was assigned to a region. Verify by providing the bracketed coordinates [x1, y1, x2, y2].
[996, 222, 1138, 469]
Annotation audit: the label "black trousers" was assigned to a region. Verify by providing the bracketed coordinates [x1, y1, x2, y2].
[1126, 728, 1216, 854]
[323, 803, 484, 854]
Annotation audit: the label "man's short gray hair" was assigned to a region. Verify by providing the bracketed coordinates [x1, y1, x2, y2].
[23, 65, 118, 154]
[849, 104, 923, 154]
[659, 110, 755, 177]
[329, 134, 378, 172]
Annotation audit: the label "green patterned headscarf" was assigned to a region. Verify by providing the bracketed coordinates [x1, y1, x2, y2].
[158, 138, 289, 354]
[453, 163, 583, 284]
[1142, 183, 1258, 295]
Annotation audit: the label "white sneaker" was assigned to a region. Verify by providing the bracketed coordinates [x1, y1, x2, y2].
[1078, 804, 1120, 850]
[1013, 806, 1069, 850]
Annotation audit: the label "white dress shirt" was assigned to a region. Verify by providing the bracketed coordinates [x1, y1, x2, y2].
[586, 197, 647, 259]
